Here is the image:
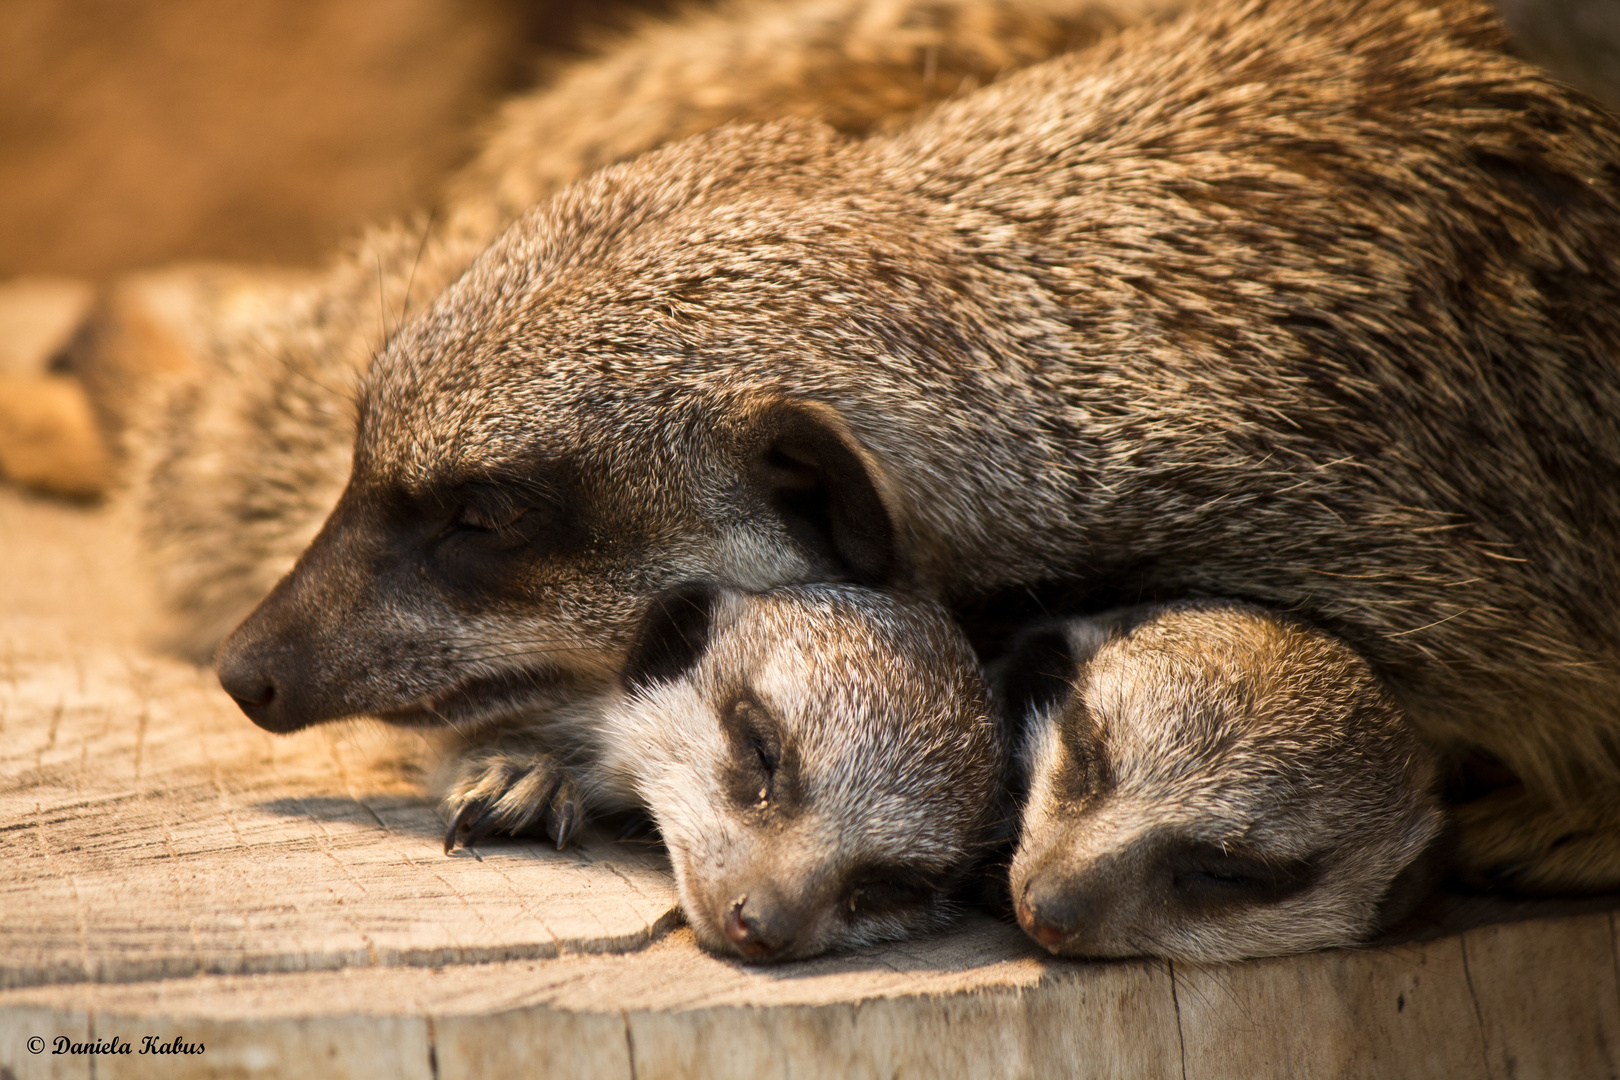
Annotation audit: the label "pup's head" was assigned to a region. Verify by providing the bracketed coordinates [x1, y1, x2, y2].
[210, 122, 945, 735]
[1004, 603, 1443, 963]
[600, 581, 1003, 962]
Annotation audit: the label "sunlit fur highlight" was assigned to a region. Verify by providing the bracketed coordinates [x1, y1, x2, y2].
[120, 0, 1620, 893]
[348, 0, 1620, 891]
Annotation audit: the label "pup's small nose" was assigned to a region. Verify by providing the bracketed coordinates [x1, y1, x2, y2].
[723, 895, 790, 962]
[1018, 879, 1091, 953]
[1031, 918, 1076, 950]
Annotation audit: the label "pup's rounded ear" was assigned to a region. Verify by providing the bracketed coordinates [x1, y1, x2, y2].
[622, 581, 725, 693]
[746, 397, 904, 587]
[997, 627, 1077, 733]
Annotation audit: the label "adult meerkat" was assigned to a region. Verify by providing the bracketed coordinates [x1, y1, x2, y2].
[215, 0, 1620, 893]
[1002, 604, 1443, 962]
[439, 581, 1005, 962]
[81, 0, 1178, 660]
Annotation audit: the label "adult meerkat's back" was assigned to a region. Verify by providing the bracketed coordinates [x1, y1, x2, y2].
[102, 0, 1179, 660]
[1002, 604, 1442, 962]
[217, 0, 1620, 891]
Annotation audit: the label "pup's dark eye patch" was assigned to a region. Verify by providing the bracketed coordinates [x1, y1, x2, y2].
[1163, 839, 1321, 910]
[750, 733, 778, 784]
[842, 864, 941, 918]
[719, 691, 800, 813]
[1056, 700, 1111, 804]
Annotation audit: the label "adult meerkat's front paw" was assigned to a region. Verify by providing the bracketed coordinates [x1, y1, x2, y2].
[1451, 786, 1620, 892]
[441, 746, 586, 854]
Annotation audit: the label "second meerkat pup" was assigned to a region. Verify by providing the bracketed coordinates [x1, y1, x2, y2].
[1003, 604, 1443, 962]
[441, 581, 1005, 962]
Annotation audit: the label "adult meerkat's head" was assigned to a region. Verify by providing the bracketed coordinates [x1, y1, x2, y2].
[601, 582, 1004, 962]
[1004, 603, 1444, 963]
[211, 121, 946, 735]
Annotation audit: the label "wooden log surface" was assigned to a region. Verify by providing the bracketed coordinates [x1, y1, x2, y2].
[2, 486, 1618, 1079]
[0, 490, 680, 992]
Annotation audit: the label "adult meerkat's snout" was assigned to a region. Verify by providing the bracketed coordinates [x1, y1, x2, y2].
[212, 379, 907, 737]
[598, 582, 1004, 962]
[1002, 603, 1444, 963]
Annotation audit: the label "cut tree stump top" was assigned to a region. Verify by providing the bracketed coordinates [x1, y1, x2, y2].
[0, 490, 680, 993]
[1, 486, 1618, 1080]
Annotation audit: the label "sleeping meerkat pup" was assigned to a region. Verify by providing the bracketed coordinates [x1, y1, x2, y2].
[1003, 604, 1443, 962]
[441, 581, 1005, 962]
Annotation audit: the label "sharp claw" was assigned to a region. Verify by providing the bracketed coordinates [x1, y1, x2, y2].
[552, 803, 576, 850]
[445, 799, 484, 855]
[445, 755, 586, 853]
[549, 774, 586, 850]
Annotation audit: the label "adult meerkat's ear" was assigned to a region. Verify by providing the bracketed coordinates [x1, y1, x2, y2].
[747, 397, 904, 587]
[622, 581, 725, 693]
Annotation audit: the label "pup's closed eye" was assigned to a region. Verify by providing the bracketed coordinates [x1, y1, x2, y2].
[1163, 839, 1322, 909]
[720, 692, 796, 810]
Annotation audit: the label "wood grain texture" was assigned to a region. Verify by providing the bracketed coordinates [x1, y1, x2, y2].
[2, 490, 1618, 1079]
[1462, 914, 1620, 1080]
[0, 489, 680, 993]
[3, 916, 1617, 1079]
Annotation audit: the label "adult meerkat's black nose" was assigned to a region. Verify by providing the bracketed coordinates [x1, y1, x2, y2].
[212, 483, 389, 733]
[215, 576, 371, 734]
[215, 625, 306, 733]
[217, 654, 276, 711]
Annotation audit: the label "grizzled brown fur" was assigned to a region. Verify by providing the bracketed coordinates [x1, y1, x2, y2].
[110, 0, 1174, 660]
[217, 0, 1620, 893]
[611, 583, 1003, 960]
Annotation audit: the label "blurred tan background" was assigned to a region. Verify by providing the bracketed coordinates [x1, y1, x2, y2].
[0, 0, 1614, 283]
[0, 0, 659, 280]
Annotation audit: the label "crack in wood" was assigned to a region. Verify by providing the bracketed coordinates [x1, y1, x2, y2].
[623, 1010, 639, 1080]
[1457, 935, 1495, 1080]
[1168, 958, 1189, 1080]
